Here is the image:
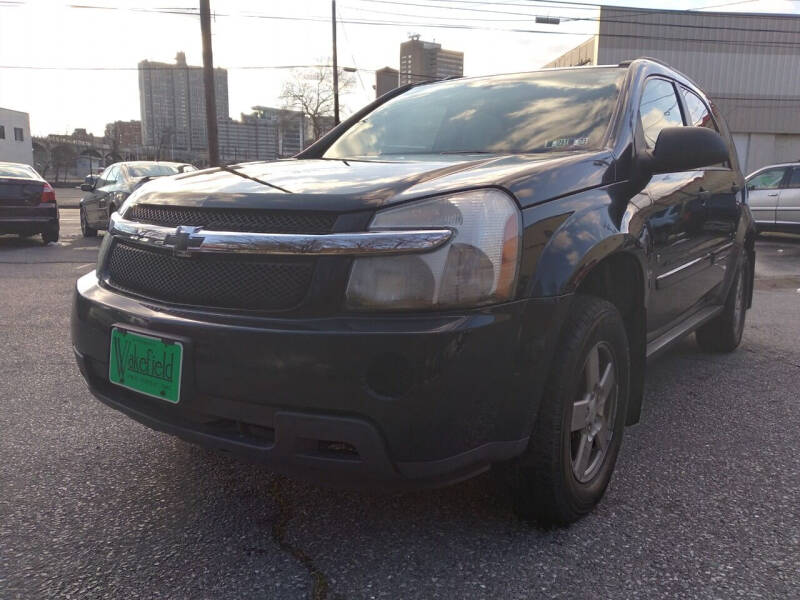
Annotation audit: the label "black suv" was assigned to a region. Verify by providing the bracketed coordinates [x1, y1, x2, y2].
[71, 59, 755, 524]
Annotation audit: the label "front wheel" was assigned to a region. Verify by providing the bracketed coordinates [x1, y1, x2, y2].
[507, 295, 630, 525]
[696, 251, 748, 353]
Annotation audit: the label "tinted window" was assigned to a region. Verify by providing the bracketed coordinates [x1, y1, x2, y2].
[0, 164, 38, 179]
[787, 167, 800, 189]
[748, 168, 786, 190]
[13, 127, 24, 142]
[324, 68, 626, 158]
[680, 88, 717, 131]
[640, 78, 683, 149]
[127, 164, 179, 178]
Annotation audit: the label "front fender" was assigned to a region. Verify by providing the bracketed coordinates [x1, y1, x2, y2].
[520, 186, 648, 299]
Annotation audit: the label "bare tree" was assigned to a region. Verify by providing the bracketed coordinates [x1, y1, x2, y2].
[280, 63, 354, 144]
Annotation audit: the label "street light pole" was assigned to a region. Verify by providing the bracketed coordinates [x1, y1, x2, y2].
[200, 0, 220, 166]
[332, 0, 340, 125]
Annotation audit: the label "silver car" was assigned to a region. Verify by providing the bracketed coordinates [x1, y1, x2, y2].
[746, 162, 800, 233]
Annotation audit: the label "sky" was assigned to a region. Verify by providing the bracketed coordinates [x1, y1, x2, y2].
[0, 0, 797, 136]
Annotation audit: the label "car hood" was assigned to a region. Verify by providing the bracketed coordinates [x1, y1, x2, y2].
[126, 151, 614, 213]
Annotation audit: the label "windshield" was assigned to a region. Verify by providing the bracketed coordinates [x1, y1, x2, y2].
[0, 164, 39, 179]
[324, 68, 625, 159]
[127, 164, 179, 178]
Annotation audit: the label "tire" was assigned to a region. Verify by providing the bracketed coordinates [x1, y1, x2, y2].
[695, 251, 748, 353]
[41, 228, 59, 245]
[80, 207, 97, 238]
[507, 295, 630, 526]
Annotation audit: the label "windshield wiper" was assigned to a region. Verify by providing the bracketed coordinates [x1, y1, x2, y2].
[437, 150, 495, 155]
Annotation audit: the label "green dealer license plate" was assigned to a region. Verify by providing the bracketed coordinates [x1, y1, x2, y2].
[109, 328, 183, 404]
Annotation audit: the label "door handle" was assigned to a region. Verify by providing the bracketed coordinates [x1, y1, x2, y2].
[767, 192, 779, 197]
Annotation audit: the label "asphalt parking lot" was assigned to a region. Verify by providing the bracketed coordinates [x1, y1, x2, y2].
[1, 210, 799, 599]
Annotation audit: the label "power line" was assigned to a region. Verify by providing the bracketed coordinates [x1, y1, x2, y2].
[56, 2, 800, 40]
[350, 0, 800, 34]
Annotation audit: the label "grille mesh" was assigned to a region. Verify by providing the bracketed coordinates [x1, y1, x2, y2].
[125, 204, 336, 234]
[107, 242, 313, 310]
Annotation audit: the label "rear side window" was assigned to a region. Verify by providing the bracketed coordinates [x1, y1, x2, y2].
[680, 88, 718, 132]
[640, 78, 683, 149]
[748, 168, 786, 190]
[787, 167, 800, 189]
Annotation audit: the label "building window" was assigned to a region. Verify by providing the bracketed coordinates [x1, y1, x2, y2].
[0, 125, 4, 139]
[14, 127, 24, 142]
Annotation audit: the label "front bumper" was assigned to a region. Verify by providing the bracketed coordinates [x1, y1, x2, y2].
[0, 205, 59, 234]
[72, 272, 569, 487]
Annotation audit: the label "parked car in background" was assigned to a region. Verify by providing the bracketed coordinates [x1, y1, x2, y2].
[746, 162, 800, 234]
[0, 161, 59, 244]
[79, 161, 195, 237]
[72, 59, 755, 525]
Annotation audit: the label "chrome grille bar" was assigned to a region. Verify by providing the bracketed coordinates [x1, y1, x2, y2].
[109, 212, 453, 257]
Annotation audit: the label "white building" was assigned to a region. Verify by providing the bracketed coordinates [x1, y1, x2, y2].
[0, 107, 32, 166]
[544, 6, 800, 174]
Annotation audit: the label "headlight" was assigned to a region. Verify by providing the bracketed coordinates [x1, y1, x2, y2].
[345, 188, 521, 310]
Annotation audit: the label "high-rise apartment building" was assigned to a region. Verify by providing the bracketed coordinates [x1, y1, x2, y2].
[399, 36, 464, 85]
[138, 52, 229, 154]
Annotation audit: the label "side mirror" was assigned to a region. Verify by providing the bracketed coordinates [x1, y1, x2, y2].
[641, 127, 729, 175]
[81, 175, 96, 192]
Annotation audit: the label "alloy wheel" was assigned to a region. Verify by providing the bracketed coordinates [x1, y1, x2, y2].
[569, 341, 618, 483]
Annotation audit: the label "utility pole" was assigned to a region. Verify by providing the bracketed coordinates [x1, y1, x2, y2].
[200, 0, 220, 166]
[332, 0, 340, 125]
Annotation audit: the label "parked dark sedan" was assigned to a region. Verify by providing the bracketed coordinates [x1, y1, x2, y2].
[0, 161, 59, 244]
[72, 59, 755, 524]
[79, 161, 195, 237]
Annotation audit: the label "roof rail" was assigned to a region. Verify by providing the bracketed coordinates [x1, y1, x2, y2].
[618, 57, 673, 68]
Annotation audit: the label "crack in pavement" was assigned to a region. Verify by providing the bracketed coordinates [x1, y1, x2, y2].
[269, 476, 336, 600]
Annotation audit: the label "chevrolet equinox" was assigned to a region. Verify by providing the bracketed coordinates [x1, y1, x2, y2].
[72, 59, 755, 524]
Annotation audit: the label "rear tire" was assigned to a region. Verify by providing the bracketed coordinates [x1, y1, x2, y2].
[80, 207, 97, 238]
[41, 228, 59, 245]
[507, 295, 630, 526]
[696, 251, 748, 353]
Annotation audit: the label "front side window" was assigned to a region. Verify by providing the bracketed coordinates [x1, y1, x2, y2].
[324, 68, 626, 159]
[13, 127, 24, 142]
[639, 78, 683, 149]
[106, 165, 120, 184]
[747, 168, 786, 190]
[98, 166, 113, 186]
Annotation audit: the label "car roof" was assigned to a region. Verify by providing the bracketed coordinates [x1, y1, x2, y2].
[747, 162, 800, 177]
[119, 161, 188, 167]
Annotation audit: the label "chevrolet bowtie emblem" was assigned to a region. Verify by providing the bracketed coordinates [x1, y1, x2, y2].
[165, 225, 205, 257]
